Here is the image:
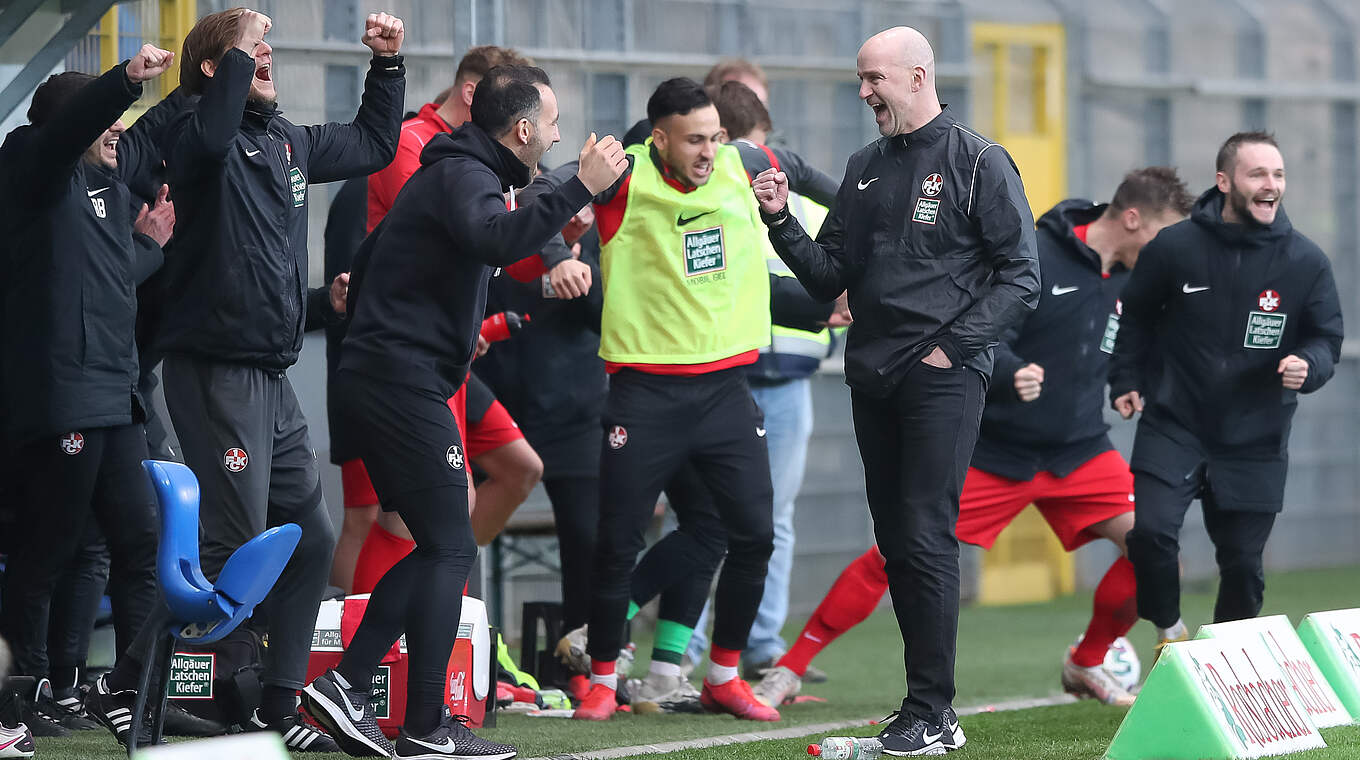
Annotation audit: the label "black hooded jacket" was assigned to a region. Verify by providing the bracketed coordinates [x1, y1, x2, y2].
[155, 48, 404, 369]
[341, 122, 593, 399]
[1109, 188, 1343, 509]
[972, 199, 1128, 480]
[1, 64, 164, 445]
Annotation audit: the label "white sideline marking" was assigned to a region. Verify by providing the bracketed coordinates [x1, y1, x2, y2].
[521, 694, 1078, 760]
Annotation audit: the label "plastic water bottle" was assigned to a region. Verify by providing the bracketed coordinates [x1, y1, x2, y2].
[807, 736, 884, 759]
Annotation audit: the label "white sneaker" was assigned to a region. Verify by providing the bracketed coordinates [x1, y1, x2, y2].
[627, 673, 702, 714]
[555, 625, 591, 675]
[0, 722, 35, 758]
[752, 665, 802, 707]
[1061, 653, 1136, 707]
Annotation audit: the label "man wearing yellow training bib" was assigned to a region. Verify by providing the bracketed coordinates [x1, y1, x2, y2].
[572, 78, 778, 723]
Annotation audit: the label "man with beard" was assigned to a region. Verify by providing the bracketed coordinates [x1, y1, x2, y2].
[301, 66, 627, 759]
[1110, 131, 1343, 650]
[752, 26, 1040, 754]
[148, 8, 406, 751]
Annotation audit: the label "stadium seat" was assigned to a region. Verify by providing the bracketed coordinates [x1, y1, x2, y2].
[127, 460, 300, 753]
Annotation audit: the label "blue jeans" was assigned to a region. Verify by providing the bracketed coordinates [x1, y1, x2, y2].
[688, 377, 813, 664]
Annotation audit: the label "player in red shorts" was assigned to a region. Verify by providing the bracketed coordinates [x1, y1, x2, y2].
[753, 168, 1195, 710]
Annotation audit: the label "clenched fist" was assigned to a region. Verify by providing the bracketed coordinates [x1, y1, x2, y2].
[752, 167, 789, 216]
[363, 12, 404, 56]
[126, 44, 175, 83]
[576, 133, 628, 195]
[1278, 354, 1309, 390]
[1113, 390, 1143, 420]
[234, 10, 271, 55]
[1014, 363, 1044, 402]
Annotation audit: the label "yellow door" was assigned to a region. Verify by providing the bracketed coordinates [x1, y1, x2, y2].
[970, 22, 1075, 606]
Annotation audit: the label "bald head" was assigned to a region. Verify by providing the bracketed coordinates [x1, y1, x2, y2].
[857, 26, 941, 137]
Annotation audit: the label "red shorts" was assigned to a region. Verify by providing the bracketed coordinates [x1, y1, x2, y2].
[340, 386, 524, 508]
[956, 449, 1135, 551]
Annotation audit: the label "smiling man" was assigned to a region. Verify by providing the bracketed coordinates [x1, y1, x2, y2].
[569, 77, 779, 723]
[751, 26, 1039, 754]
[151, 7, 406, 751]
[1109, 131, 1343, 654]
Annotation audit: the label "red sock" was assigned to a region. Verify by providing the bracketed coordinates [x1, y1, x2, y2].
[709, 645, 741, 668]
[778, 546, 889, 677]
[590, 660, 616, 677]
[352, 523, 416, 594]
[1072, 557, 1138, 667]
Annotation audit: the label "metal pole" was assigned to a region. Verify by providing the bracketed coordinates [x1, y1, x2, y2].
[0, 0, 118, 124]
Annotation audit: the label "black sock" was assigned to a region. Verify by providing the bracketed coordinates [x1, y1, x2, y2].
[260, 685, 298, 722]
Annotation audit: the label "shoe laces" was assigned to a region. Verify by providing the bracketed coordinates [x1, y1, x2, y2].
[878, 710, 927, 741]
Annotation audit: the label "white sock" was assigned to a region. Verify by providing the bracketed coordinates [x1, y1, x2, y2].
[1158, 619, 1188, 640]
[706, 662, 738, 686]
[590, 672, 618, 691]
[649, 660, 682, 679]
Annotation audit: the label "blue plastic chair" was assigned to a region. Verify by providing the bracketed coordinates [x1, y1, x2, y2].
[129, 460, 301, 753]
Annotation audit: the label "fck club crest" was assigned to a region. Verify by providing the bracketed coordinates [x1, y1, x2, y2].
[921, 173, 943, 197]
[60, 432, 84, 455]
[224, 447, 249, 473]
[608, 425, 628, 450]
[1258, 290, 1281, 312]
[446, 445, 465, 470]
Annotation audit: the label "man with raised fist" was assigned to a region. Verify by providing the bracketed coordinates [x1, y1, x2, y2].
[0, 43, 176, 746]
[152, 8, 406, 751]
[301, 65, 625, 759]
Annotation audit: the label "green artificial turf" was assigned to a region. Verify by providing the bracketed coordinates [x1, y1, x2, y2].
[29, 565, 1360, 759]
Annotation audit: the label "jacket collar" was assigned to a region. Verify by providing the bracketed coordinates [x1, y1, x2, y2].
[424, 122, 531, 191]
[888, 105, 955, 151]
[241, 99, 280, 134]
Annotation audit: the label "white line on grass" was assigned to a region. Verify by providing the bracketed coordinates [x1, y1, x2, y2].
[522, 694, 1079, 760]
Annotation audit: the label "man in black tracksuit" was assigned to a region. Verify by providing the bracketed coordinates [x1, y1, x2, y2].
[1110, 131, 1343, 646]
[0, 46, 175, 742]
[151, 9, 405, 747]
[753, 27, 1039, 753]
[299, 66, 626, 759]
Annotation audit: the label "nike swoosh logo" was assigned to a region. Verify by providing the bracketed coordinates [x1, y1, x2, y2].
[756, 427, 767, 437]
[0, 736, 22, 751]
[87, 187, 109, 197]
[923, 729, 944, 744]
[407, 736, 456, 751]
[1050, 284, 1079, 296]
[244, 148, 261, 157]
[1182, 284, 1210, 293]
[857, 177, 879, 190]
[677, 210, 717, 226]
[342, 694, 365, 722]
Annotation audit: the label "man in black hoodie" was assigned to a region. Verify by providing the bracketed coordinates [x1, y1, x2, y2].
[1110, 131, 1344, 652]
[300, 66, 627, 759]
[151, 8, 405, 750]
[0, 44, 174, 742]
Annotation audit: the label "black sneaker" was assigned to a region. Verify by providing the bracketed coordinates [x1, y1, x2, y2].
[83, 675, 136, 745]
[301, 669, 394, 757]
[163, 702, 228, 737]
[394, 712, 516, 759]
[940, 707, 965, 749]
[247, 709, 342, 753]
[39, 679, 98, 731]
[0, 679, 65, 739]
[876, 710, 950, 756]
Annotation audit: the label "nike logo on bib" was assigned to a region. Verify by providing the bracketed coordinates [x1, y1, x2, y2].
[677, 210, 717, 226]
[857, 177, 879, 190]
[1050, 284, 1079, 296]
[1182, 283, 1210, 294]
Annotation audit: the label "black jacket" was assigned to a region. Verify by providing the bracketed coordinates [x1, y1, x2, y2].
[323, 176, 369, 463]
[155, 49, 404, 369]
[972, 200, 1128, 480]
[1, 63, 163, 444]
[1109, 188, 1343, 510]
[765, 107, 1040, 395]
[341, 123, 594, 399]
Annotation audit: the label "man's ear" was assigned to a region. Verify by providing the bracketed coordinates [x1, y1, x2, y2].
[1215, 170, 1231, 194]
[201, 58, 216, 79]
[1122, 206, 1141, 232]
[516, 119, 532, 146]
[462, 80, 476, 109]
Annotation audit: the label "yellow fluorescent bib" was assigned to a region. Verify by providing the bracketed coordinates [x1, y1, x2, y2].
[599, 142, 771, 364]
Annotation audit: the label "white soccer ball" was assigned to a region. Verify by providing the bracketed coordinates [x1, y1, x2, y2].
[1070, 634, 1141, 691]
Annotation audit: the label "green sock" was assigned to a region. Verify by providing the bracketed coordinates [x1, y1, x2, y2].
[627, 600, 641, 621]
[652, 619, 695, 665]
